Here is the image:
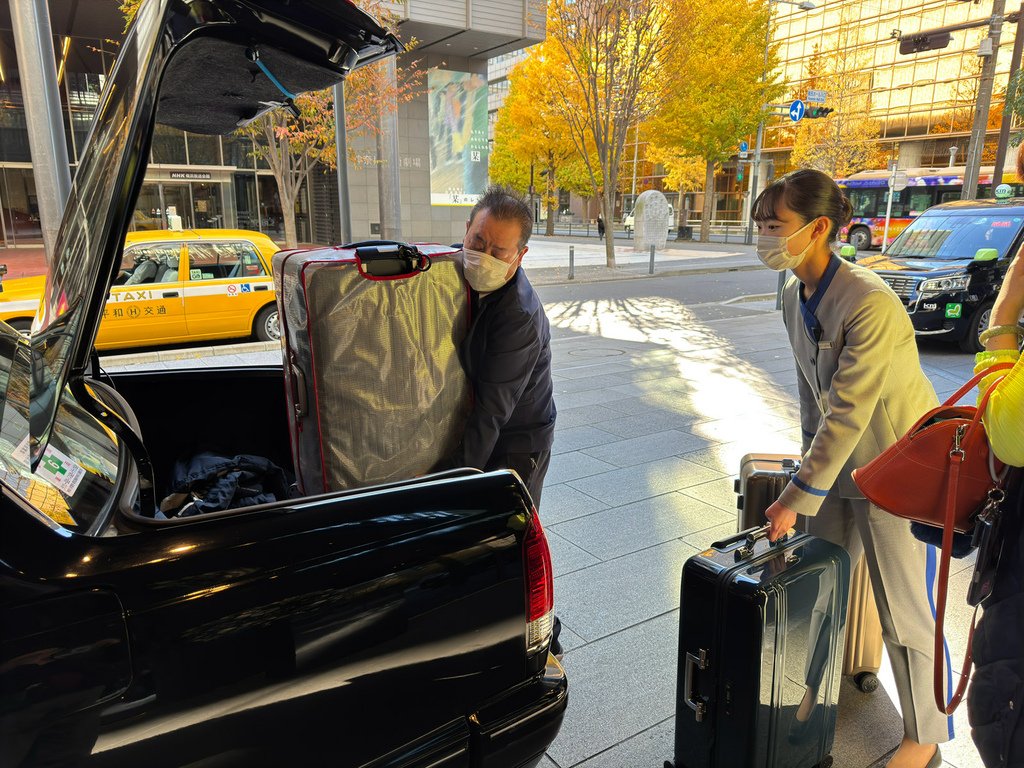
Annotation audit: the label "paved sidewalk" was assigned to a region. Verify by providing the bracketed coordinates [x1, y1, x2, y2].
[100, 262, 985, 768]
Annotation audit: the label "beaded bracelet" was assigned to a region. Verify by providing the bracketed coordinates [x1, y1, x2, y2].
[979, 324, 1024, 344]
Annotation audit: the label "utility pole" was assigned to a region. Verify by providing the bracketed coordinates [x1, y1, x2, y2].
[376, 56, 402, 240]
[963, 0, 1006, 200]
[993, 2, 1024, 186]
[333, 82, 353, 244]
[630, 123, 640, 211]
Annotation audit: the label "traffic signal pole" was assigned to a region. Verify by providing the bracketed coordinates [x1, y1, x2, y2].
[993, 1, 1024, 187]
[963, 0, 1006, 200]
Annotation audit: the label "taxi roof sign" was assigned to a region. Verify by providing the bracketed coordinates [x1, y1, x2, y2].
[995, 183, 1013, 199]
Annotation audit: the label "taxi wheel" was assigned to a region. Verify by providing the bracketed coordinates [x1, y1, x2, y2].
[8, 318, 32, 336]
[959, 301, 992, 354]
[254, 305, 281, 342]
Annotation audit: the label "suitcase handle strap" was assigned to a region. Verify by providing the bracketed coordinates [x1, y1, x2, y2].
[349, 242, 432, 280]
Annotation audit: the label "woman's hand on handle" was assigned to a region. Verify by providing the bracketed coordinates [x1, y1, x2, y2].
[765, 500, 798, 542]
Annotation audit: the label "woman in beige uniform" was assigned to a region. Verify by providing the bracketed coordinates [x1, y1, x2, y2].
[753, 169, 948, 768]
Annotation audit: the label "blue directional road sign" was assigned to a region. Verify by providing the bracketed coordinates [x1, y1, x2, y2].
[789, 99, 805, 123]
[740, 141, 748, 152]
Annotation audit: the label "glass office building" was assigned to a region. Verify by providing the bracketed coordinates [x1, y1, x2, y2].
[763, 0, 1018, 175]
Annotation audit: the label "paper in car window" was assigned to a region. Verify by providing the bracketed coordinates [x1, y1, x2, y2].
[3, 438, 77, 526]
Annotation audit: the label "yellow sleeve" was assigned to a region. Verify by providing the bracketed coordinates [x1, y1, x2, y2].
[975, 350, 1024, 467]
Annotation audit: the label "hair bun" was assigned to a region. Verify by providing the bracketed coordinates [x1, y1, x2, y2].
[839, 195, 853, 227]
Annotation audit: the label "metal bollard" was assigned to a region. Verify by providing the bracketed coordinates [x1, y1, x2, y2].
[775, 270, 785, 310]
[569, 245, 575, 280]
[649, 244, 655, 275]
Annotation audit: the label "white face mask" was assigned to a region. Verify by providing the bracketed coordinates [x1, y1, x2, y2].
[756, 220, 816, 271]
[462, 247, 514, 292]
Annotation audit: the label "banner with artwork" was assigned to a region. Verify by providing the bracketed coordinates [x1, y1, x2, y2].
[427, 70, 489, 206]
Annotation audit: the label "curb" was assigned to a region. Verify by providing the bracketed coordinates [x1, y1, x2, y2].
[101, 339, 280, 366]
[529, 262, 762, 286]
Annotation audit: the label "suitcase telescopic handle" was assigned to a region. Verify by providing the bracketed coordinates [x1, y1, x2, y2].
[684, 649, 709, 722]
[737, 524, 791, 558]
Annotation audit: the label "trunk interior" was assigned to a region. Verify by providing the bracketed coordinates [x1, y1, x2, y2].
[106, 365, 294, 501]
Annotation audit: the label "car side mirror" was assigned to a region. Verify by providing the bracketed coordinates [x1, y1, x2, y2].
[974, 248, 999, 262]
[839, 245, 857, 262]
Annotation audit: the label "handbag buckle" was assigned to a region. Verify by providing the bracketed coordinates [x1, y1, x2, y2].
[950, 424, 968, 460]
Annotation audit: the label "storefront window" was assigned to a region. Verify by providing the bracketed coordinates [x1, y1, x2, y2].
[233, 172, 258, 231]
[191, 182, 223, 228]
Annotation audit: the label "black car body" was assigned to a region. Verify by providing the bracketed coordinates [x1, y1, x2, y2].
[859, 199, 1024, 352]
[0, 1, 566, 766]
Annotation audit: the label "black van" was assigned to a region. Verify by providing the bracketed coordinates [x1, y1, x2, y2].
[859, 199, 1024, 352]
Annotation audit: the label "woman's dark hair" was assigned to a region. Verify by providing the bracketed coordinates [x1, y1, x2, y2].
[751, 168, 853, 243]
[1017, 146, 1024, 182]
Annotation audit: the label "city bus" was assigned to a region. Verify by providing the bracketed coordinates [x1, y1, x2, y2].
[837, 165, 1024, 250]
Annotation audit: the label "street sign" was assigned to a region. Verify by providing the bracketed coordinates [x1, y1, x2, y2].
[789, 100, 805, 123]
[888, 170, 909, 191]
[740, 141, 748, 152]
[807, 89, 827, 104]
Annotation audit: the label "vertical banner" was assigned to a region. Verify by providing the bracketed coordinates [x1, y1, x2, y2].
[427, 70, 489, 206]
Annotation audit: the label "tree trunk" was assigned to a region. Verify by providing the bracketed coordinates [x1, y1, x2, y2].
[545, 198, 555, 236]
[545, 158, 556, 236]
[281, 185, 299, 249]
[603, 189, 616, 268]
[700, 158, 715, 243]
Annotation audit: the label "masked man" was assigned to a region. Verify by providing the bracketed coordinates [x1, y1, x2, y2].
[451, 185, 556, 510]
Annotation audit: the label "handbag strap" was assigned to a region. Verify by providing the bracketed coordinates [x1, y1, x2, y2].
[932, 454, 978, 714]
[931, 363, 1014, 713]
[942, 362, 1015, 407]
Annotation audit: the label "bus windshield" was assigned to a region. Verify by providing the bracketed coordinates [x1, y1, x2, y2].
[885, 212, 1024, 260]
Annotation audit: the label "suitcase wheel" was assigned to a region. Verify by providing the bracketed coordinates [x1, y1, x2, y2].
[854, 671, 880, 693]
[816, 756, 833, 768]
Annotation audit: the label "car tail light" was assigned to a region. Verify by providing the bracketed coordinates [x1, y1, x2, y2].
[524, 507, 554, 655]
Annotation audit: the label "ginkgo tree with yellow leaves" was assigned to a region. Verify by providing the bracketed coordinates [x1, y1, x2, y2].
[652, 0, 780, 242]
[547, 0, 673, 267]
[490, 43, 596, 236]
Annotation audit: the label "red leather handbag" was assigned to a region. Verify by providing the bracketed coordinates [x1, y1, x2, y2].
[852, 362, 1013, 715]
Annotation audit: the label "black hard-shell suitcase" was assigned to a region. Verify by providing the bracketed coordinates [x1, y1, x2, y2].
[670, 526, 850, 768]
[273, 241, 469, 495]
[734, 453, 883, 693]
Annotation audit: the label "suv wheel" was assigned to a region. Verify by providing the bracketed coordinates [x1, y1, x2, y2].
[849, 227, 871, 252]
[959, 301, 993, 354]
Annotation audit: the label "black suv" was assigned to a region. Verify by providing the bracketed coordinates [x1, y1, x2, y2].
[859, 199, 1024, 352]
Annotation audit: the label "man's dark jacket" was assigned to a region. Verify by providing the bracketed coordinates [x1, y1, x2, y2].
[970, 472, 1024, 767]
[458, 267, 555, 468]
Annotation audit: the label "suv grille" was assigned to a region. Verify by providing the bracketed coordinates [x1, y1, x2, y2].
[881, 276, 920, 299]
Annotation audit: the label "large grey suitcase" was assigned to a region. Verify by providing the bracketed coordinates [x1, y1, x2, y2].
[273, 242, 469, 495]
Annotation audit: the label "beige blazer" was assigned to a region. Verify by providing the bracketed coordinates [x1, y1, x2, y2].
[778, 257, 939, 517]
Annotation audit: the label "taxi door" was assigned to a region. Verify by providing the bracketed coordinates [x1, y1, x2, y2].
[182, 240, 273, 339]
[96, 243, 187, 348]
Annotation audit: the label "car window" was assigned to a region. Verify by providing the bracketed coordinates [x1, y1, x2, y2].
[0, 345, 120, 534]
[886, 213, 1024, 260]
[117, 244, 182, 285]
[187, 241, 267, 281]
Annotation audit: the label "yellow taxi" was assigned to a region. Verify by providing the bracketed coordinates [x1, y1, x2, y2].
[0, 229, 281, 350]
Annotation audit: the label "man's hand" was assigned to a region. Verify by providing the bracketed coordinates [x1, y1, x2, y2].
[765, 500, 798, 542]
